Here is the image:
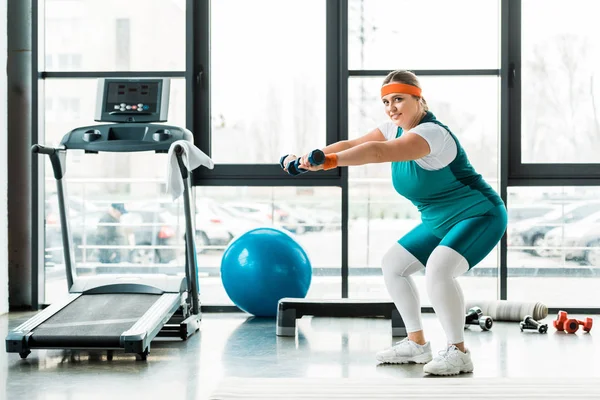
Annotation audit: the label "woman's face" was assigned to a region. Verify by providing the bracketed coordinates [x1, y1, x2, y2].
[382, 91, 422, 129]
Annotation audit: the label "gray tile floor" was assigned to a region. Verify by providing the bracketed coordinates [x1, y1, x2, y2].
[1, 311, 598, 399]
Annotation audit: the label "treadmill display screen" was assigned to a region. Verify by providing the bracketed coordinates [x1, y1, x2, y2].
[104, 81, 160, 113]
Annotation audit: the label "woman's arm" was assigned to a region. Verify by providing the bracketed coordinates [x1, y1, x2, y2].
[297, 128, 386, 169]
[306, 132, 430, 170]
[338, 133, 430, 166]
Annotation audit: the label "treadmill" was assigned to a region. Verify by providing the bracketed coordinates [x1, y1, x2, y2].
[6, 78, 201, 361]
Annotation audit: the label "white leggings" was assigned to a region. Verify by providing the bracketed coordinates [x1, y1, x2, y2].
[382, 242, 469, 344]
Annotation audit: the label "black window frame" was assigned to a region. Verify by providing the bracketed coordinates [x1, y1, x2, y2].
[25, 0, 600, 313]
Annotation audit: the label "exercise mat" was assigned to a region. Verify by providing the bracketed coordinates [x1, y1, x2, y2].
[210, 377, 600, 399]
[465, 300, 548, 321]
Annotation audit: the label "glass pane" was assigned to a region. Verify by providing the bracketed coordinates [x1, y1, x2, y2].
[43, 79, 186, 304]
[521, 0, 600, 163]
[43, 0, 185, 71]
[508, 187, 600, 307]
[194, 186, 341, 305]
[347, 76, 500, 302]
[44, 157, 189, 304]
[348, 0, 500, 70]
[210, 0, 326, 164]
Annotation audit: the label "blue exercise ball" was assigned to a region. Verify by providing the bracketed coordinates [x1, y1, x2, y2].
[220, 227, 312, 317]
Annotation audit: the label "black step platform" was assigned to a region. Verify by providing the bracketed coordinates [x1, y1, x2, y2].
[276, 298, 406, 337]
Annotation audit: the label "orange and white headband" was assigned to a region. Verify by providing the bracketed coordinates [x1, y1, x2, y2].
[381, 83, 422, 98]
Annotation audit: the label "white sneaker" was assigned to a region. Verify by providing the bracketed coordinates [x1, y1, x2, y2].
[423, 345, 474, 376]
[376, 338, 433, 364]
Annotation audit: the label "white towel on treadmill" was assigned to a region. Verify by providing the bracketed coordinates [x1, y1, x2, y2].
[167, 140, 214, 200]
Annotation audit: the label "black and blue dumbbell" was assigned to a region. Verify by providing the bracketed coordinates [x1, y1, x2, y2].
[279, 149, 326, 176]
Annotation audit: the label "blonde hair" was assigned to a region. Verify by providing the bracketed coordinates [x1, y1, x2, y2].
[382, 70, 428, 112]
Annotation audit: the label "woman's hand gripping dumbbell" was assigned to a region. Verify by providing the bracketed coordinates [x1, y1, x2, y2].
[279, 149, 326, 176]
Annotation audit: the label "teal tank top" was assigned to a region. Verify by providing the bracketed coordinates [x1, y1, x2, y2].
[391, 111, 503, 237]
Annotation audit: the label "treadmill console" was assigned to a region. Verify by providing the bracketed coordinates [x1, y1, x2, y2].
[94, 78, 170, 123]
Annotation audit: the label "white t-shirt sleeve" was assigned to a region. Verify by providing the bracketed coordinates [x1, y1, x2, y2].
[408, 122, 457, 170]
[377, 121, 398, 141]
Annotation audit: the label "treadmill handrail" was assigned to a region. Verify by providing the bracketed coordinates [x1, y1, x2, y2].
[31, 145, 75, 289]
[176, 145, 200, 315]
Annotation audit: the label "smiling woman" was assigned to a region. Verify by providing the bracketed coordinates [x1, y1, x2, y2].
[283, 69, 507, 375]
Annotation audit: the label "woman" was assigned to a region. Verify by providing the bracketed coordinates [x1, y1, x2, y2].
[283, 70, 507, 376]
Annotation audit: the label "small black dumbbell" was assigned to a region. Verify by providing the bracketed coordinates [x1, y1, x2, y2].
[279, 150, 326, 176]
[464, 306, 493, 331]
[519, 315, 548, 333]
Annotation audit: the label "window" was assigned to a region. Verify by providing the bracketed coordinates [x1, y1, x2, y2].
[43, 0, 185, 71]
[508, 187, 600, 307]
[45, 175, 188, 304]
[348, 0, 500, 70]
[194, 186, 341, 305]
[57, 97, 81, 120]
[38, 1, 600, 311]
[115, 19, 130, 70]
[210, 0, 326, 164]
[57, 54, 82, 69]
[508, 204, 559, 223]
[521, 0, 600, 163]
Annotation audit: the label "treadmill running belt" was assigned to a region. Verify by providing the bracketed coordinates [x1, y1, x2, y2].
[30, 293, 161, 348]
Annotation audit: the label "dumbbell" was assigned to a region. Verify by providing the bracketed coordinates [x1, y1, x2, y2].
[279, 149, 326, 176]
[554, 310, 593, 334]
[519, 315, 548, 333]
[464, 306, 493, 331]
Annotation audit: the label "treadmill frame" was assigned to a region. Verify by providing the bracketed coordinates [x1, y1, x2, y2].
[6, 123, 202, 360]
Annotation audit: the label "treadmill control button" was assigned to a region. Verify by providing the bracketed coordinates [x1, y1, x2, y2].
[153, 129, 171, 142]
[83, 129, 102, 142]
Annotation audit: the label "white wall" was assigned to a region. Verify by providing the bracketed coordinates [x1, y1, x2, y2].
[1, 0, 8, 314]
